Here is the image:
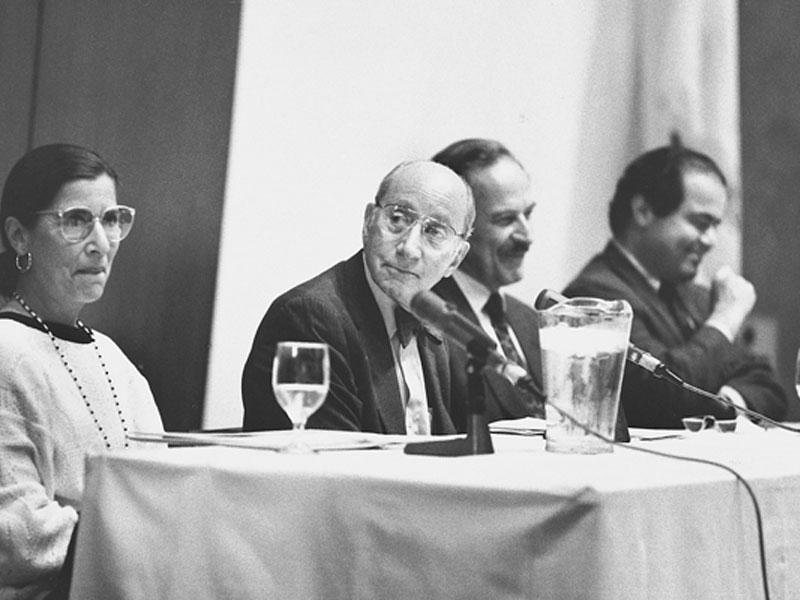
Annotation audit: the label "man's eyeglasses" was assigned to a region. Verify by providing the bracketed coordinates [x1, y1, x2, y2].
[375, 203, 468, 249]
[35, 206, 136, 243]
[681, 415, 737, 433]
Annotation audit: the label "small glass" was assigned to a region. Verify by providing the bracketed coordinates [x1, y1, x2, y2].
[272, 341, 330, 453]
[795, 347, 800, 400]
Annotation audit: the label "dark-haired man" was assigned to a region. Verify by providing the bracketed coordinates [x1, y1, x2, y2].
[242, 161, 474, 434]
[431, 139, 546, 429]
[564, 142, 788, 428]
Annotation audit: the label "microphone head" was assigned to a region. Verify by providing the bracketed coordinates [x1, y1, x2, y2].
[410, 289, 499, 355]
[409, 289, 449, 326]
[534, 289, 567, 310]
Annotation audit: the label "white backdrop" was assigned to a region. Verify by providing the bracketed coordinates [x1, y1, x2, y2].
[203, 0, 738, 428]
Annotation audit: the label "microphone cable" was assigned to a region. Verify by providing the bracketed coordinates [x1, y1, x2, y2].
[671, 372, 800, 434]
[626, 349, 800, 433]
[531, 290, 776, 598]
[423, 287, 773, 597]
[524, 385, 771, 600]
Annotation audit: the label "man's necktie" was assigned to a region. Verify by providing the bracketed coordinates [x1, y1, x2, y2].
[483, 292, 526, 369]
[658, 283, 698, 339]
[394, 307, 422, 348]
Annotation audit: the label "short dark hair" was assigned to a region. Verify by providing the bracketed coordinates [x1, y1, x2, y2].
[0, 143, 118, 294]
[431, 138, 523, 182]
[608, 135, 727, 238]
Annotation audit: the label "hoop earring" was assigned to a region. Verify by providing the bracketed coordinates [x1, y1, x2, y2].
[15, 252, 32, 273]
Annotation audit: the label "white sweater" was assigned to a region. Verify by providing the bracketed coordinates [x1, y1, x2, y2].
[0, 316, 164, 599]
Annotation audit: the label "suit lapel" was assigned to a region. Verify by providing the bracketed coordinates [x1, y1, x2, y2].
[418, 333, 456, 434]
[603, 243, 685, 343]
[437, 276, 540, 416]
[673, 284, 706, 332]
[435, 276, 477, 321]
[504, 300, 538, 373]
[341, 253, 405, 433]
[505, 298, 544, 390]
[441, 277, 538, 374]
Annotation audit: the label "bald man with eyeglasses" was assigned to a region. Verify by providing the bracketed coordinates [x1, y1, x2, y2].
[242, 161, 474, 434]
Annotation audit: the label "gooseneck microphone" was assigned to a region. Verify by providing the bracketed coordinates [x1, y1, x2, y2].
[410, 288, 677, 386]
[533, 289, 682, 384]
[412, 287, 797, 434]
[534, 289, 800, 434]
[409, 290, 533, 388]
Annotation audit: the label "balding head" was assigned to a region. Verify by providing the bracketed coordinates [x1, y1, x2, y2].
[362, 160, 473, 308]
[375, 161, 475, 235]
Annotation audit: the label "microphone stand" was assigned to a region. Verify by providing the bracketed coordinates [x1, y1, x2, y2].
[464, 352, 494, 454]
[404, 343, 494, 456]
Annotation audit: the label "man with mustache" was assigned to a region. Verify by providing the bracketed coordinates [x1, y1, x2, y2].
[431, 139, 547, 429]
[242, 161, 473, 434]
[564, 139, 788, 428]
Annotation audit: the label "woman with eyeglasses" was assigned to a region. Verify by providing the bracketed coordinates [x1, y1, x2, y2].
[0, 143, 163, 599]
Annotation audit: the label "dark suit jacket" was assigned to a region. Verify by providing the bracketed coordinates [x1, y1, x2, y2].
[242, 251, 457, 434]
[564, 241, 788, 428]
[432, 276, 545, 430]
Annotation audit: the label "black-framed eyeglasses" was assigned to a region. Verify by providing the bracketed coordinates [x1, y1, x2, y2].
[374, 202, 468, 249]
[35, 205, 136, 243]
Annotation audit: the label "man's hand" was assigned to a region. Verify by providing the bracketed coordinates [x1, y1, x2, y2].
[708, 266, 756, 339]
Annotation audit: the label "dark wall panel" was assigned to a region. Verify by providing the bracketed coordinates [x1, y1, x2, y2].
[0, 0, 39, 184]
[26, 0, 241, 429]
[740, 1, 800, 418]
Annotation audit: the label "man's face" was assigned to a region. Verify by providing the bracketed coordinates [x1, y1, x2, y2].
[362, 162, 470, 308]
[459, 157, 534, 290]
[638, 170, 727, 283]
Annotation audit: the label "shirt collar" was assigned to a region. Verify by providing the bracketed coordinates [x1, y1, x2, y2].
[0, 312, 93, 343]
[612, 239, 661, 291]
[362, 256, 442, 343]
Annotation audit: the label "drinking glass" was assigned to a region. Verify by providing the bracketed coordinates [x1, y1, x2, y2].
[272, 341, 330, 453]
[795, 347, 800, 400]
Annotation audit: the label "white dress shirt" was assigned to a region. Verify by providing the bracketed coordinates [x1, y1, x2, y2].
[363, 259, 430, 434]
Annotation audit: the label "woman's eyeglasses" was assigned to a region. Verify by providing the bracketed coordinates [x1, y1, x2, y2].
[681, 415, 737, 433]
[35, 206, 136, 243]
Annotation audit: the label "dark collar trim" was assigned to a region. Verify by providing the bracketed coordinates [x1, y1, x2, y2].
[0, 312, 93, 344]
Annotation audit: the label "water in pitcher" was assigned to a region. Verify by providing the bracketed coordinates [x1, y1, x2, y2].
[540, 322, 628, 454]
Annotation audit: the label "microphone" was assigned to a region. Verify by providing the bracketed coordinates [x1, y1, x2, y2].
[411, 288, 677, 385]
[535, 290, 800, 434]
[410, 289, 631, 444]
[533, 289, 679, 383]
[409, 290, 532, 387]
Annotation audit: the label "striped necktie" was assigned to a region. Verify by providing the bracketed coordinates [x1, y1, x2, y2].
[483, 292, 526, 369]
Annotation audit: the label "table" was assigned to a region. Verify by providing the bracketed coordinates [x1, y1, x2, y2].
[70, 426, 800, 600]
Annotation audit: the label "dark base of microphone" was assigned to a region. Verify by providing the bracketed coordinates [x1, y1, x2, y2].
[405, 352, 494, 456]
[404, 413, 494, 456]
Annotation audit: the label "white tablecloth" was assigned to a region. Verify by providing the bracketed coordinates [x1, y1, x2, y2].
[70, 428, 800, 600]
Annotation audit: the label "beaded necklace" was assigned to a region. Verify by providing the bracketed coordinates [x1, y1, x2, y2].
[12, 291, 129, 449]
